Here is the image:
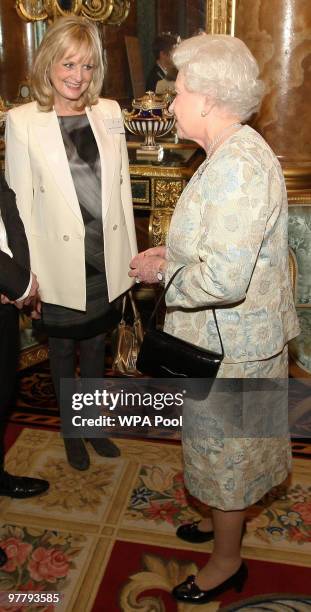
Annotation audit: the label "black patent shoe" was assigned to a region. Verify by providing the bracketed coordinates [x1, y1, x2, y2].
[176, 520, 246, 544]
[172, 562, 248, 604]
[0, 471, 49, 499]
[0, 547, 8, 567]
[176, 521, 214, 543]
[86, 438, 120, 458]
[64, 438, 90, 471]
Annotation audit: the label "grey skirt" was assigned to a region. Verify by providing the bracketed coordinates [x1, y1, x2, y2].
[34, 273, 121, 340]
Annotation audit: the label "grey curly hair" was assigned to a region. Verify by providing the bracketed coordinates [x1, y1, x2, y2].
[172, 34, 265, 121]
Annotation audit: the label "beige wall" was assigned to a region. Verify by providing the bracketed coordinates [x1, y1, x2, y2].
[235, 0, 311, 160]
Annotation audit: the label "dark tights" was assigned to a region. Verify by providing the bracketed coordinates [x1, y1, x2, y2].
[48, 333, 106, 404]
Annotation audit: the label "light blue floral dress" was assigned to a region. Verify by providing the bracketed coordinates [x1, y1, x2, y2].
[164, 126, 300, 510]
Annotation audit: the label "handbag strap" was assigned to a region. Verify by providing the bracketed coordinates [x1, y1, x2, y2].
[121, 290, 142, 323]
[129, 290, 141, 322]
[148, 266, 224, 357]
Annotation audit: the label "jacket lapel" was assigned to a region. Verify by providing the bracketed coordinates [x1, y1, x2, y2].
[32, 104, 117, 226]
[32, 109, 83, 224]
[86, 105, 117, 224]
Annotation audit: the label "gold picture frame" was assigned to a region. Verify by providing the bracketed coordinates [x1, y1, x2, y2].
[205, 0, 236, 35]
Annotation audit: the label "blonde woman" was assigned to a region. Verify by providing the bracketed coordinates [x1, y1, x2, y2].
[6, 16, 137, 470]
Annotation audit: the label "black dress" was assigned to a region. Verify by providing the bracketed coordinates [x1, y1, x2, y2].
[37, 115, 120, 340]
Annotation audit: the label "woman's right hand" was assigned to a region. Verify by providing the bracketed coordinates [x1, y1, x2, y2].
[144, 246, 167, 258]
[128, 246, 167, 284]
[137, 246, 167, 260]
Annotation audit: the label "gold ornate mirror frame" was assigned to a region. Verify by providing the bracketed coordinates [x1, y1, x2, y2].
[15, 0, 131, 24]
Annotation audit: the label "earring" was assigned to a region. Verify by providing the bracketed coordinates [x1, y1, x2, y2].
[201, 110, 207, 117]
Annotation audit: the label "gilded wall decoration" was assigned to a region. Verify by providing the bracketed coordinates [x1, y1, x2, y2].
[15, 0, 131, 24]
[205, 0, 236, 35]
[105, 0, 131, 25]
[154, 180, 184, 208]
[150, 208, 175, 247]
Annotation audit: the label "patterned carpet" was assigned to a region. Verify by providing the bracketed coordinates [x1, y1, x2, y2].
[14, 362, 59, 430]
[1, 430, 311, 611]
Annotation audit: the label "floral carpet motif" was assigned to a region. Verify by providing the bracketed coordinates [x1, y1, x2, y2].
[0, 524, 85, 611]
[242, 467, 311, 555]
[37, 459, 116, 513]
[127, 465, 196, 528]
[0, 429, 311, 611]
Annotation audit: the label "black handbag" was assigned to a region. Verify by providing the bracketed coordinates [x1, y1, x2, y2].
[136, 267, 224, 378]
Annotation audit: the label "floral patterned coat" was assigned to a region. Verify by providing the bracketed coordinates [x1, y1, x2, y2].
[164, 125, 300, 365]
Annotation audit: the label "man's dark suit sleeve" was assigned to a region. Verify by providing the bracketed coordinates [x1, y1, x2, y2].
[0, 173, 30, 300]
[146, 64, 166, 92]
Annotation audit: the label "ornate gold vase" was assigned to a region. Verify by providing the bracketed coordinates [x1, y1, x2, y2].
[122, 91, 175, 161]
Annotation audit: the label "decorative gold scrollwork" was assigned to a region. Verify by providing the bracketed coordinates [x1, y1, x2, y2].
[149, 179, 184, 245]
[149, 208, 175, 247]
[106, 0, 131, 25]
[154, 179, 184, 208]
[16, 0, 48, 22]
[44, 0, 83, 18]
[81, 0, 114, 22]
[15, 0, 131, 24]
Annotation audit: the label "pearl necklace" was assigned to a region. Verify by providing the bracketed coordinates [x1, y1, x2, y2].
[197, 122, 242, 178]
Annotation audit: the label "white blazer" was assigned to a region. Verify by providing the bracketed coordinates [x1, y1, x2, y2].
[5, 99, 137, 310]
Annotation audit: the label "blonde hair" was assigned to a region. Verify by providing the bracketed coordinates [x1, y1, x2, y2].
[172, 34, 265, 121]
[32, 16, 105, 111]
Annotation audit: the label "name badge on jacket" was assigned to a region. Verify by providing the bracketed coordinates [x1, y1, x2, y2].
[104, 118, 125, 134]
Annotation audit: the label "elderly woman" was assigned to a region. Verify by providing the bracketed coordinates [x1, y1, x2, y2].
[129, 34, 299, 604]
[5, 16, 137, 470]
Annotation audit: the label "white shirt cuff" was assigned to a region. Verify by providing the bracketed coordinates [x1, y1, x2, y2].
[16, 273, 32, 302]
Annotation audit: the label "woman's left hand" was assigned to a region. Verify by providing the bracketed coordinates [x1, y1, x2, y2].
[29, 299, 42, 320]
[129, 253, 167, 284]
